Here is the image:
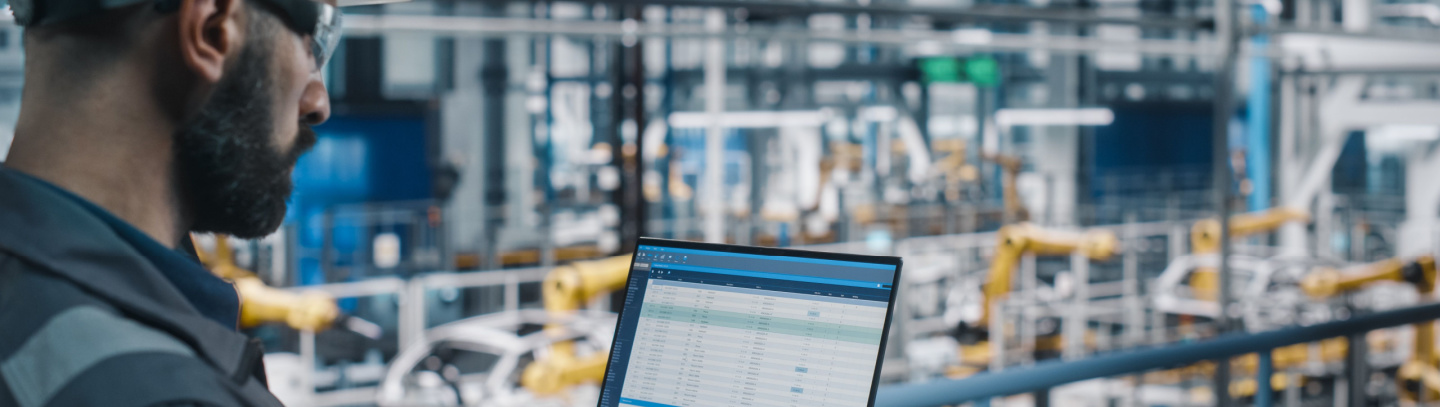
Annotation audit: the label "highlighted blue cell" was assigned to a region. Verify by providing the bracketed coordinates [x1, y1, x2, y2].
[652, 262, 888, 289]
[618, 398, 680, 407]
[796, 367, 809, 373]
[792, 387, 804, 394]
[638, 246, 895, 270]
[808, 311, 821, 317]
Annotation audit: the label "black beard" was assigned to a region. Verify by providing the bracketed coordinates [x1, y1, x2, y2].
[174, 39, 317, 239]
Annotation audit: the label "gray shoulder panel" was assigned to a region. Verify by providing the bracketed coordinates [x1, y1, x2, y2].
[44, 352, 243, 407]
[0, 306, 195, 407]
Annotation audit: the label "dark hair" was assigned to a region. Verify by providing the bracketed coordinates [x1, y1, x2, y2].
[21, 3, 147, 91]
[22, 0, 281, 81]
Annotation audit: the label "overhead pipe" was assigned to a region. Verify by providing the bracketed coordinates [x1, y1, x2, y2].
[341, 14, 1223, 57]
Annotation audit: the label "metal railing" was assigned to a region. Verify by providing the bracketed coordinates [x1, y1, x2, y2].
[876, 300, 1440, 407]
[278, 216, 1414, 406]
[284, 266, 552, 406]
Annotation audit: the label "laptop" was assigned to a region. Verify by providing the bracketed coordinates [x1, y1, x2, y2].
[596, 237, 903, 407]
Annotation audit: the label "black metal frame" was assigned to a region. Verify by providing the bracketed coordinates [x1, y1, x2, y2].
[597, 237, 905, 407]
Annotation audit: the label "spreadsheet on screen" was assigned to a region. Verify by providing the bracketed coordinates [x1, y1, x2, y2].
[597, 244, 897, 407]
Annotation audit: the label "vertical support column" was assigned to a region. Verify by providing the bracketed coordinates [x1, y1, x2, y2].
[1065, 250, 1089, 361]
[1149, 289, 1167, 345]
[480, 11, 509, 271]
[702, 9, 726, 244]
[989, 299, 1005, 372]
[536, 3, 556, 269]
[1295, 0, 1312, 26]
[1350, 215, 1365, 261]
[1020, 254, 1038, 366]
[1161, 218, 1184, 347]
[1124, 214, 1145, 348]
[1124, 215, 1144, 406]
[1258, 349, 1274, 407]
[1040, 49, 1081, 227]
[1399, 147, 1440, 258]
[743, 132, 764, 246]
[299, 329, 316, 402]
[504, 272, 519, 313]
[1285, 368, 1301, 406]
[1032, 389, 1051, 407]
[1341, 0, 1371, 32]
[273, 227, 291, 286]
[1169, 223, 1185, 262]
[1345, 330, 1367, 406]
[1132, 370, 1145, 407]
[1246, 4, 1272, 213]
[1278, 72, 1306, 256]
[320, 211, 334, 284]
[1317, 191, 1335, 258]
[1094, 321, 1111, 353]
[1212, 0, 1241, 397]
[616, 4, 647, 253]
[1334, 377, 1348, 407]
[399, 279, 428, 352]
[437, 12, 483, 269]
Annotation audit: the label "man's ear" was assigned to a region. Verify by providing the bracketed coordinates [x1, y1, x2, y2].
[176, 0, 245, 83]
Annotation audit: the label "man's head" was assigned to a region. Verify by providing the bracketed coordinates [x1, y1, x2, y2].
[174, 15, 319, 238]
[16, 0, 339, 239]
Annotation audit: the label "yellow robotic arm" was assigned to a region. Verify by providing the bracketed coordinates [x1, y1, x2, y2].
[539, 255, 635, 315]
[1301, 257, 1435, 298]
[981, 153, 1029, 223]
[1188, 207, 1309, 301]
[193, 235, 339, 331]
[951, 224, 1115, 374]
[978, 223, 1118, 329]
[1301, 256, 1437, 402]
[522, 255, 634, 396]
[1191, 207, 1309, 254]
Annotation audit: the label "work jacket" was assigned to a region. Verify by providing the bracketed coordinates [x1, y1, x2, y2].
[0, 168, 283, 407]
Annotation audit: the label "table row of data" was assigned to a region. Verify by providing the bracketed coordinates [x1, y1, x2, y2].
[638, 303, 883, 345]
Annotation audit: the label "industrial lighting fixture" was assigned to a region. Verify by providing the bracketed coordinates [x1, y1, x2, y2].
[951, 28, 993, 45]
[860, 106, 899, 122]
[1376, 3, 1440, 26]
[994, 108, 1115, 127]
[337, 0, 411, 6]
[668, 110, 831, 129]
[1370, 124, 1440, 142]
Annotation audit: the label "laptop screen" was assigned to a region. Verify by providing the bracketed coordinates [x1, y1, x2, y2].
[597, 241, 899, 407]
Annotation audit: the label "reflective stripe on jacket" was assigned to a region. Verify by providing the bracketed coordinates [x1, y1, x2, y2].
[0, 169, 281, 407]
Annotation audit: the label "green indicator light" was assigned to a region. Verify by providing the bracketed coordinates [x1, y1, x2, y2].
[966, 56, 1000, 87]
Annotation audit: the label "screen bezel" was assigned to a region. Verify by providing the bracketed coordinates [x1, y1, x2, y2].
[596, 237, 904, 407]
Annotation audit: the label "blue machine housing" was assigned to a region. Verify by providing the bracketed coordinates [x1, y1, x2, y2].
[290, 115, 432, 286]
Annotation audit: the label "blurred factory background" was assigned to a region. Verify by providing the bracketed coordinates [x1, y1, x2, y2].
[6, 0, 1440, 404]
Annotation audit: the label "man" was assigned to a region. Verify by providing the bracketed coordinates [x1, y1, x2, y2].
[0, 0, 341, 403]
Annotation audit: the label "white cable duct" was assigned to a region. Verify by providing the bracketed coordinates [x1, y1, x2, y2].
[752, 126, 821, 223]
[669, 110, 830, 129]
[855, 106, 931, 185]
[640, 121, 669, 162]
[702, 8, 725, 244]
[1151, 254, 1292, 321]
[895, 115, 932, 185]
[994, 108, 1115, 127]
[1276, 31, 1440, 71]
[1398, 142, 1440, 258]
[1376, 3, 1440, 26]
[1286, 76, 1440, 211]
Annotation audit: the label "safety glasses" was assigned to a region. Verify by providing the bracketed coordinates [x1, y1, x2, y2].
[154, 0, 342, 71]
[248, 0, 343, 71]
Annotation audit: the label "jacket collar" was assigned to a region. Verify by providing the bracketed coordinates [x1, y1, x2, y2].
[0, 167, 251, 375]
